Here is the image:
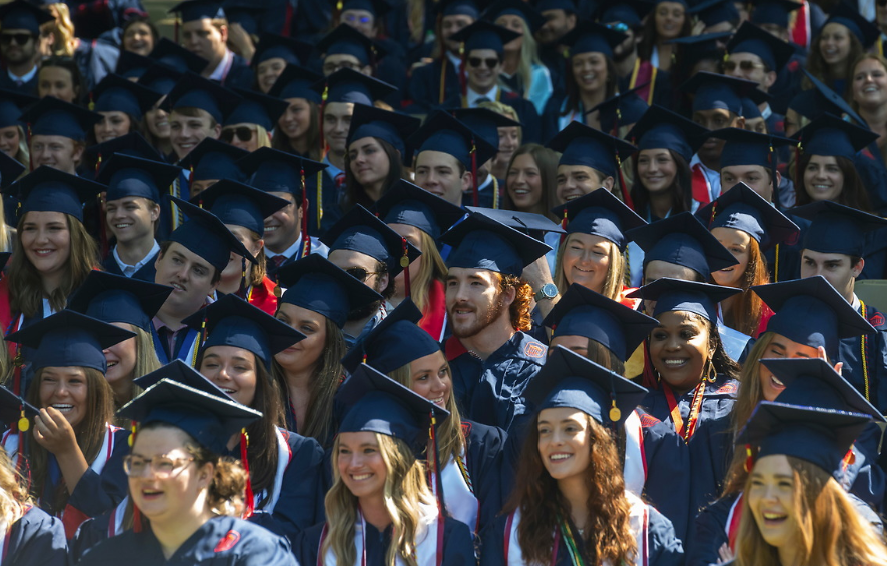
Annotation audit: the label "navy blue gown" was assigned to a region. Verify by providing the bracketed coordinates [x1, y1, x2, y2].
[2, 505, 67, 566]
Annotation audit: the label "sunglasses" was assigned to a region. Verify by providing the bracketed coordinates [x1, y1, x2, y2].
[723, 60, 766, 72]
[220, 126, 256, 143]
[0, 33, 35, 46]
[345, 266, 384, 282]
[468, 56, 500, 69]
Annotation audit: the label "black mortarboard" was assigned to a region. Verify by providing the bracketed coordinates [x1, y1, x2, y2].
[626, 211, 739, 277]
[726, 22, 795, 72]
[534, 0, 575, 12]
[441, 210, 551, 277]
[177, 137, 248, 182]
[97, 153, 180, 204]
[588, 87, 649, 135]
[317, 24, 383, 66]
[118, 378, 262, 454]
[252, 33, 313, 67]
[524, 346, 648, 426]
[551, 188, 646, 251]
[437, 0, 481, 18]
[374, 179, 465, 239]
[451, 20, 520, 54]
[598, 1, 650, 27]
[543, 283, 658, 361]
[0, 151, 23, 189]
[347, 104, 420, 157]
[666, 32, 731, 73]
[311, 68, 397, 105]
[753, 276, 875, 358]
[4, 166, 103, 222]
[167, 197, 256, 271]
[791, 200, 887, 258]
[690, 0, 739, 27]
[277, 254, 383, 328]
[464, 207, 565, 242]
[19, 97, 100, 140]
[750, 0, 802, 29]
[225, 87, 289, 131]
[826, 3, 880, 48]
[0, 88, 36, 129]
[339, 0, 393, 18]
[321, 205, 421, 277]
[5, 310, 135, 373]
[138, 63, 185, 96]
[0, 0, 54, 34]
[222, 1, 264, 35]
[546, 121, 636, 178]
[627, 277, 741, 321]
[741, 97, 763, 120]
[268, 64, 323, 103]
[68, 271, 173, 332]
[91, 74, 161, 121]
[681, 71, 764, 116]
[133, 359, 229, 398]
[162, 72, 241, 124]
[483, 0, 546, 32]
[789, 68, 863, 124]
[561, 20, 627, 58]
[626, 105, 708, 163]
[407, 110, 498, 169]
[792, 112, 879, 160]
[451, 107, 522, 151]
[84, 133, 164, 175]
[236, 146, 327, 201]
[168, 0, 224, 22]
[707, 128, 793, 169]
[695, 182, 799, 250]
[189, 179, 289, 237]
[148, 38, 209, 75]
[184, 294, 305, 369]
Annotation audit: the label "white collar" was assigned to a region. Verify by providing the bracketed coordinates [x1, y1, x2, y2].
[208, 49, 234, 81]
[466, 85, 498, 107]
[113, 240, 160, 277]
[446, 50, 462, 69]
[760, 103, 772, 120]
[8, 64, 37, 84]
[852, 292, 862, 311]
[268, 235, 304, 261]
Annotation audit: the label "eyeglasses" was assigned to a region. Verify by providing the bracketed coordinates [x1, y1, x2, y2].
[723, 60, 766, 72]
[468, 57, 500, 69]
[345, 266, 385, 282]
[0, 33, 35, 46]
[123, 454, 194, 478]
[220, 126, 256, 143]
[323, 61, 361, 74]
[343, 14, 372, 24]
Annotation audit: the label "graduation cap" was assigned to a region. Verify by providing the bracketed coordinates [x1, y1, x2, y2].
[317, 24, 384, 66]
[85, 132, 164, 169]
[184, 294, 305, 369]
[225, 87, 289, 131]
[689, 0, 739, 27]
[483, 0, 546, 33]
[543, 284, 658, 361]
[116, 51, 154, 80]
[551, 188, 646, 251]
[0, 0, 54, 34]
[252, 33, 313, 67]
[237, 146, 328, 201]
[561, 20, 627, 58]
[336, 363, 449, 453]
[19, 96, 101, 140]
[5, 310, 135, 373]
[407, 110, 498, 170]
[749, 0, 802, 29]
[587, 87, 649, 136]
[523, 345, 648, 426]
[0, 386, 38, 429]
[546, 121, 637, 178]
[133, 359, 230, 398]
[96, 153, 181, 204]
[789, 68, 864, 125]
[737, 401, 870, 475]
[695, 182, 799, 250]
[267, 64, 323, 103]
[67, 271, 173, 332]
[597, 1, 650, 27]
[4, 166, 104, 223]
[792, 112, 879, 160]
[338, 0, 393, 18]
[464, 207, 564, 242]
[347, 104, 420, 157]
[341, 299, 442, 375]
[311, 68, 397, 106]
[826, 2, 880, 49]
[222, 1, 264, 35]
[437, 0, 481, 18]
[138, 63, 185, 96]
[681, 71, 765, 116]
[168, 0, 224, 23]
[752, 275, 876, 358]
[741, 97, 763, 120]
[321, 204, 422, 278]
[91, 74, 161, 121]
[148, 38, 209, 75]
[627, 277, 741, 321]
[761, 357, 885, 423]
[626, 105, 708, 163]
[725, 22, 795, 73]
[162, 72, 241, 124]
[277, 253, 383, 328]
[790, 200, 887, 258]
[374, 179, 465, 239]
[0, 151, 23, 189]
[451, 20, 520, 54]
[666, 31, 731, 73]
[451, 107, 522, 151]
[0, 88, 36, 130]
[707, 128, 793, 169]
[626, 211, 739, 277]
[188, 179, 289, 237]
[118, 378, 262, 454]
[441, 210, 552, 277]
[167, 196, 257, 271]
[177, 137, 248, 183]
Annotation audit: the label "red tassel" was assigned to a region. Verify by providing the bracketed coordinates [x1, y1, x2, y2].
[174, 17, 179, 44]
[744, 444, 754, 473]
[560, 208, 568, 246]
[133, 504, 143, 533]
[616, 156, 634, 210]
[640, 338, 658, 391]
[240, 431, 255, 519]
[708, 202, 717, 229]
[459, 49, 467, 98]
[470, 139, 478, 207]
[401, 237, 411, 298]
[300, 167, 310, 258]
[319, 88, 329, 159]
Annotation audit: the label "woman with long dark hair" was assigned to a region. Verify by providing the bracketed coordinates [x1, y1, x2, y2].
[88, 74, 157, 145]
[805, 5, 874, 95]
[637, 0, 692, 73]
[268, 65, 324, 161]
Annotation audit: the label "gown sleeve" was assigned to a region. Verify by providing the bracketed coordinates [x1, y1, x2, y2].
[5, 507, 67, 566]
[647, 506, 685, 566]
[685, 496, 735, 566]
[66, 429, 130, 524]
[442, 517, 476, 566]
[478, 514, 508, 565]
[465, 421, 509, 530]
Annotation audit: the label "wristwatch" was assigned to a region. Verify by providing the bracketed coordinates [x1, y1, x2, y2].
[534, 283, 558, 302]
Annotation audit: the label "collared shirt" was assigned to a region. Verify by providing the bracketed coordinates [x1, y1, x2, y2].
[152, 315, 188, 358]
[852, 292, 862, 311]
[760, 103, 772, 121]
[267, 235, 330, 264]
[8, 64, 37, 85]
[113, 241, 160, 278]
[466, 85, 498, 107]
[446, 50, 462, 72]
[208, 49, 234, 82]
[689, 153, 722, 202]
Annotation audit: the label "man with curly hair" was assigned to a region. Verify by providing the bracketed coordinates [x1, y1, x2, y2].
[441, 211, 552, 432]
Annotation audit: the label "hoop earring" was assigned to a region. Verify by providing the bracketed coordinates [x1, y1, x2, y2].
[704, 355, 717, 382]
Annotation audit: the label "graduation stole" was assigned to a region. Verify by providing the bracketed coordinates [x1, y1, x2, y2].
[860, 300, 872, 402]
[556, 514, 586, 566]
[663, 377, 711, 443]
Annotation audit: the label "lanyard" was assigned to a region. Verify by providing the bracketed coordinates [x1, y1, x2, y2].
[663, 380, 706, 442]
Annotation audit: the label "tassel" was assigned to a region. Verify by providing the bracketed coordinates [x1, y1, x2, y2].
[641, 338, 658, 391]
[88, 91, 94, 111]
[319, 88, 329, 159]
[133, 504, 143, 533]
[316, 171, 323, 231]
[174, 16, 179, 44]
[129, 420, 137, 447]
[429, 412, 446, 566]
[744, 444, 754, 473]
[301, 166, 310, 258]
[616, 155, 634, 210]
[560, 208, 568, 246]
[794, 141, 802, 194]
[401, 237, 411, 298]
[98, 192, 108, 259]
[26, 123, 33, 172]
[459, 44, 467, 97]
[239, 257, 247, 299]
[708, 201, 717, 228]
[470, 139, 478, 207]
[240, 430, 255, 519]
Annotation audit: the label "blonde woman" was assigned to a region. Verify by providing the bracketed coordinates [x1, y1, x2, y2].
[222, 88, 288, 153]
[478, 100, 523, 181]
[297, 364, 474, 566]
[38, 3, 116, 90]
[0, 438, 66, 564]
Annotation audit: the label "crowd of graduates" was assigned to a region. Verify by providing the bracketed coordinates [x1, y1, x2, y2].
[0, 0, 886, 564]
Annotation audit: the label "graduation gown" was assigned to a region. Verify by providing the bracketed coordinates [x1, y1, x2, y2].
[838, 302, 887, 415]
[478, 491, 684, 566]
[101, 249, 159, 283]
[439, 91, 542, 145]
[76, 515, 298, 565]
[446, 331, 547, 432]
[296, 505, 474, 566]
[0, 70, 38, 96]
[641, 375, 738, 523]
[264, 237, 330, 284]
[1, 505, 67, 566]
[406, 58, 461, 114]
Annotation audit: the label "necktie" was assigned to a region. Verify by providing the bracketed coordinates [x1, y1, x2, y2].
[271, 255, 287, 268]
